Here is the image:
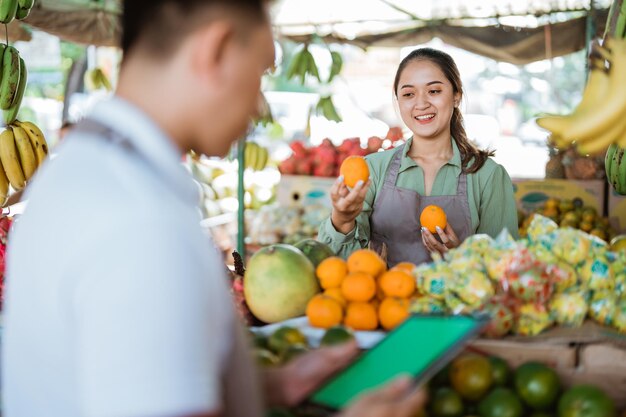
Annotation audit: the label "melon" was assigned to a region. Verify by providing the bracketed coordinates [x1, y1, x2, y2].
[294, 239, 335, 268]
[244, 244, 320, 323]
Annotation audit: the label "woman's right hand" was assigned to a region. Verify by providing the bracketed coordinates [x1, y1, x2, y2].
[330, 176, 370, 235]
[339, 376, 427, 417]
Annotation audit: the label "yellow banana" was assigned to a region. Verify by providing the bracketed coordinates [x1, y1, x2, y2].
[0, 128, 25, 190]
[12, 125, 36, 180]
[563, 38, 626, 141]
[0, 156, 9, 205]
[576, 116, 626, 155]
[535, 66, 610, 140]
[14, 120, 48, 166]
[256, 146, 268, 171]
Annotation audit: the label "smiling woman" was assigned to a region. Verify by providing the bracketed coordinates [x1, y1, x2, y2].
[317, 47, 518, 267]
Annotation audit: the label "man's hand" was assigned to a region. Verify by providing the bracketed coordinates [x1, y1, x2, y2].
[330, 176, 370, 234]
[262, 341, 360, 407]
[340, 376, 427, 417]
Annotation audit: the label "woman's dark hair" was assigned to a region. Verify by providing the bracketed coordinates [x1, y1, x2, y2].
[393, 47, 494, 174]
[122, 0, 269, 58]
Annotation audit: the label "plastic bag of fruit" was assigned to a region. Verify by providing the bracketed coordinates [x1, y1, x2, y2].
[549, 291, 588, 327]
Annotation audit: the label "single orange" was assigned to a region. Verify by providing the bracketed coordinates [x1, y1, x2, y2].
[378, 297, 410, 330]
[420, 205, 447, 233]
[340, 156, 370, 188]
[392, 262, 416, 274]
[341, 272, 377, 302]
[379, 270, 416, 298]
[316, 256, 348, 289]
[344, 301, 379, 331]
[306, 295, 344, 329]
[347, 249, 386, 277]
[324, 287, 347, 308]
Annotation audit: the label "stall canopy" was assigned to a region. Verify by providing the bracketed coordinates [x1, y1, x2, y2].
[17, 0, 611, 64]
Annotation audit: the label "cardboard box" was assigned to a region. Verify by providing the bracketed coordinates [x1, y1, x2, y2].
[277, 175, 335, 208]
[512, 179, 606, 215]
[607, 188, 626, 233]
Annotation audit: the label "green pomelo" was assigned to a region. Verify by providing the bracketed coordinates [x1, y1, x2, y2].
[294, 238, 335, 268]
[244, 244, 320, 323]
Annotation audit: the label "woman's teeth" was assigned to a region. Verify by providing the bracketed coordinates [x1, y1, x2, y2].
[416, 114, 435, 120]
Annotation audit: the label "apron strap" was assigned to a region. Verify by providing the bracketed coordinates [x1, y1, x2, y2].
[72, 118, 135, 152]
[456, 171, 468, 196]
[384, 144, 405, 187]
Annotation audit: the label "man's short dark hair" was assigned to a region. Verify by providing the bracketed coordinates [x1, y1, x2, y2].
[122, 0, 269, 57]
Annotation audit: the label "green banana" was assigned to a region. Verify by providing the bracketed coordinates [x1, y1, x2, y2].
[12, 125, 36, 180]
[619, 145, 626, 194]
[0, 128, 25, 190]
[606, 142, 617, 187]
[3, 57, 26, 125]
[0, 0, 18, 23]
[0, 46, 21, 110]
[15, 5, 28, 19]
[14, 120, 48, 166]
[328, 51, 343, 83]
[17, 0, 34, 8]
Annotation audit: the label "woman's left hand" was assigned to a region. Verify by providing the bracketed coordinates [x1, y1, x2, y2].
[421, 224, 460, 256]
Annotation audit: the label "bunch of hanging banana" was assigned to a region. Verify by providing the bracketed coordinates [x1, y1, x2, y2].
[285, 45, 320, 84]
[244, 142, 269, 171]
[315, 96, 342, 122]
[0, 120, 48, 204]
[536, 37, 626, 155]
[84, 68, 113, 92]
[0, 0, 34, 23]
[0, 44, 27, 125]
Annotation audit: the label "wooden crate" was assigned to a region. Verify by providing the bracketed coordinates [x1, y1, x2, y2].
[469, 339, 577, 370]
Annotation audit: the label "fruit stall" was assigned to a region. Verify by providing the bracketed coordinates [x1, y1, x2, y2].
[1, 1, 626, 417]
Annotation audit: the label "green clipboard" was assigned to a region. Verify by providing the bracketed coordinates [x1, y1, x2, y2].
[309, 314, 489, 410]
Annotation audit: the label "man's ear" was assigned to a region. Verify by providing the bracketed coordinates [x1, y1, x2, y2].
[188, 21, 235, 85]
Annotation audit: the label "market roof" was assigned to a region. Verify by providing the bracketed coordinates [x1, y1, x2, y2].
[16, 0, 611, 64]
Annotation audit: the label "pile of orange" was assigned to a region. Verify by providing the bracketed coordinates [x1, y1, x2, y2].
[306, 249, 420, 331]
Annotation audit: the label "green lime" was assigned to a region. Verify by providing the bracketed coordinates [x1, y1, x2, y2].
[489, 357, 511, 387]
[267, 326, 307, 354]
[320, 325, 355, 346]
[558, 385, 616, 417]
[449, 354, 493, 401]
[429, 387, 464, 417]
[280, 343, 309, 363]
[255, 348, 280, 366]
[478, 387, 523, 417]
[514, 362, 560, 410]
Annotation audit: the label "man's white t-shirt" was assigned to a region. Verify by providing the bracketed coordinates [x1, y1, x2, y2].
[3, 98, 236, 417]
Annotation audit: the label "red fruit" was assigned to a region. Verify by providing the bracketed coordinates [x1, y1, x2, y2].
[321, 138, 336, 149]
[367, 136, 383, 153]
[386, 127, 403, 141]
[338, 140, 353, 153]
[314, 163, 335, 177]
[278, 156, 297, 175]
[289, 140, 308, 157]
[295, 159, 313, 175]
